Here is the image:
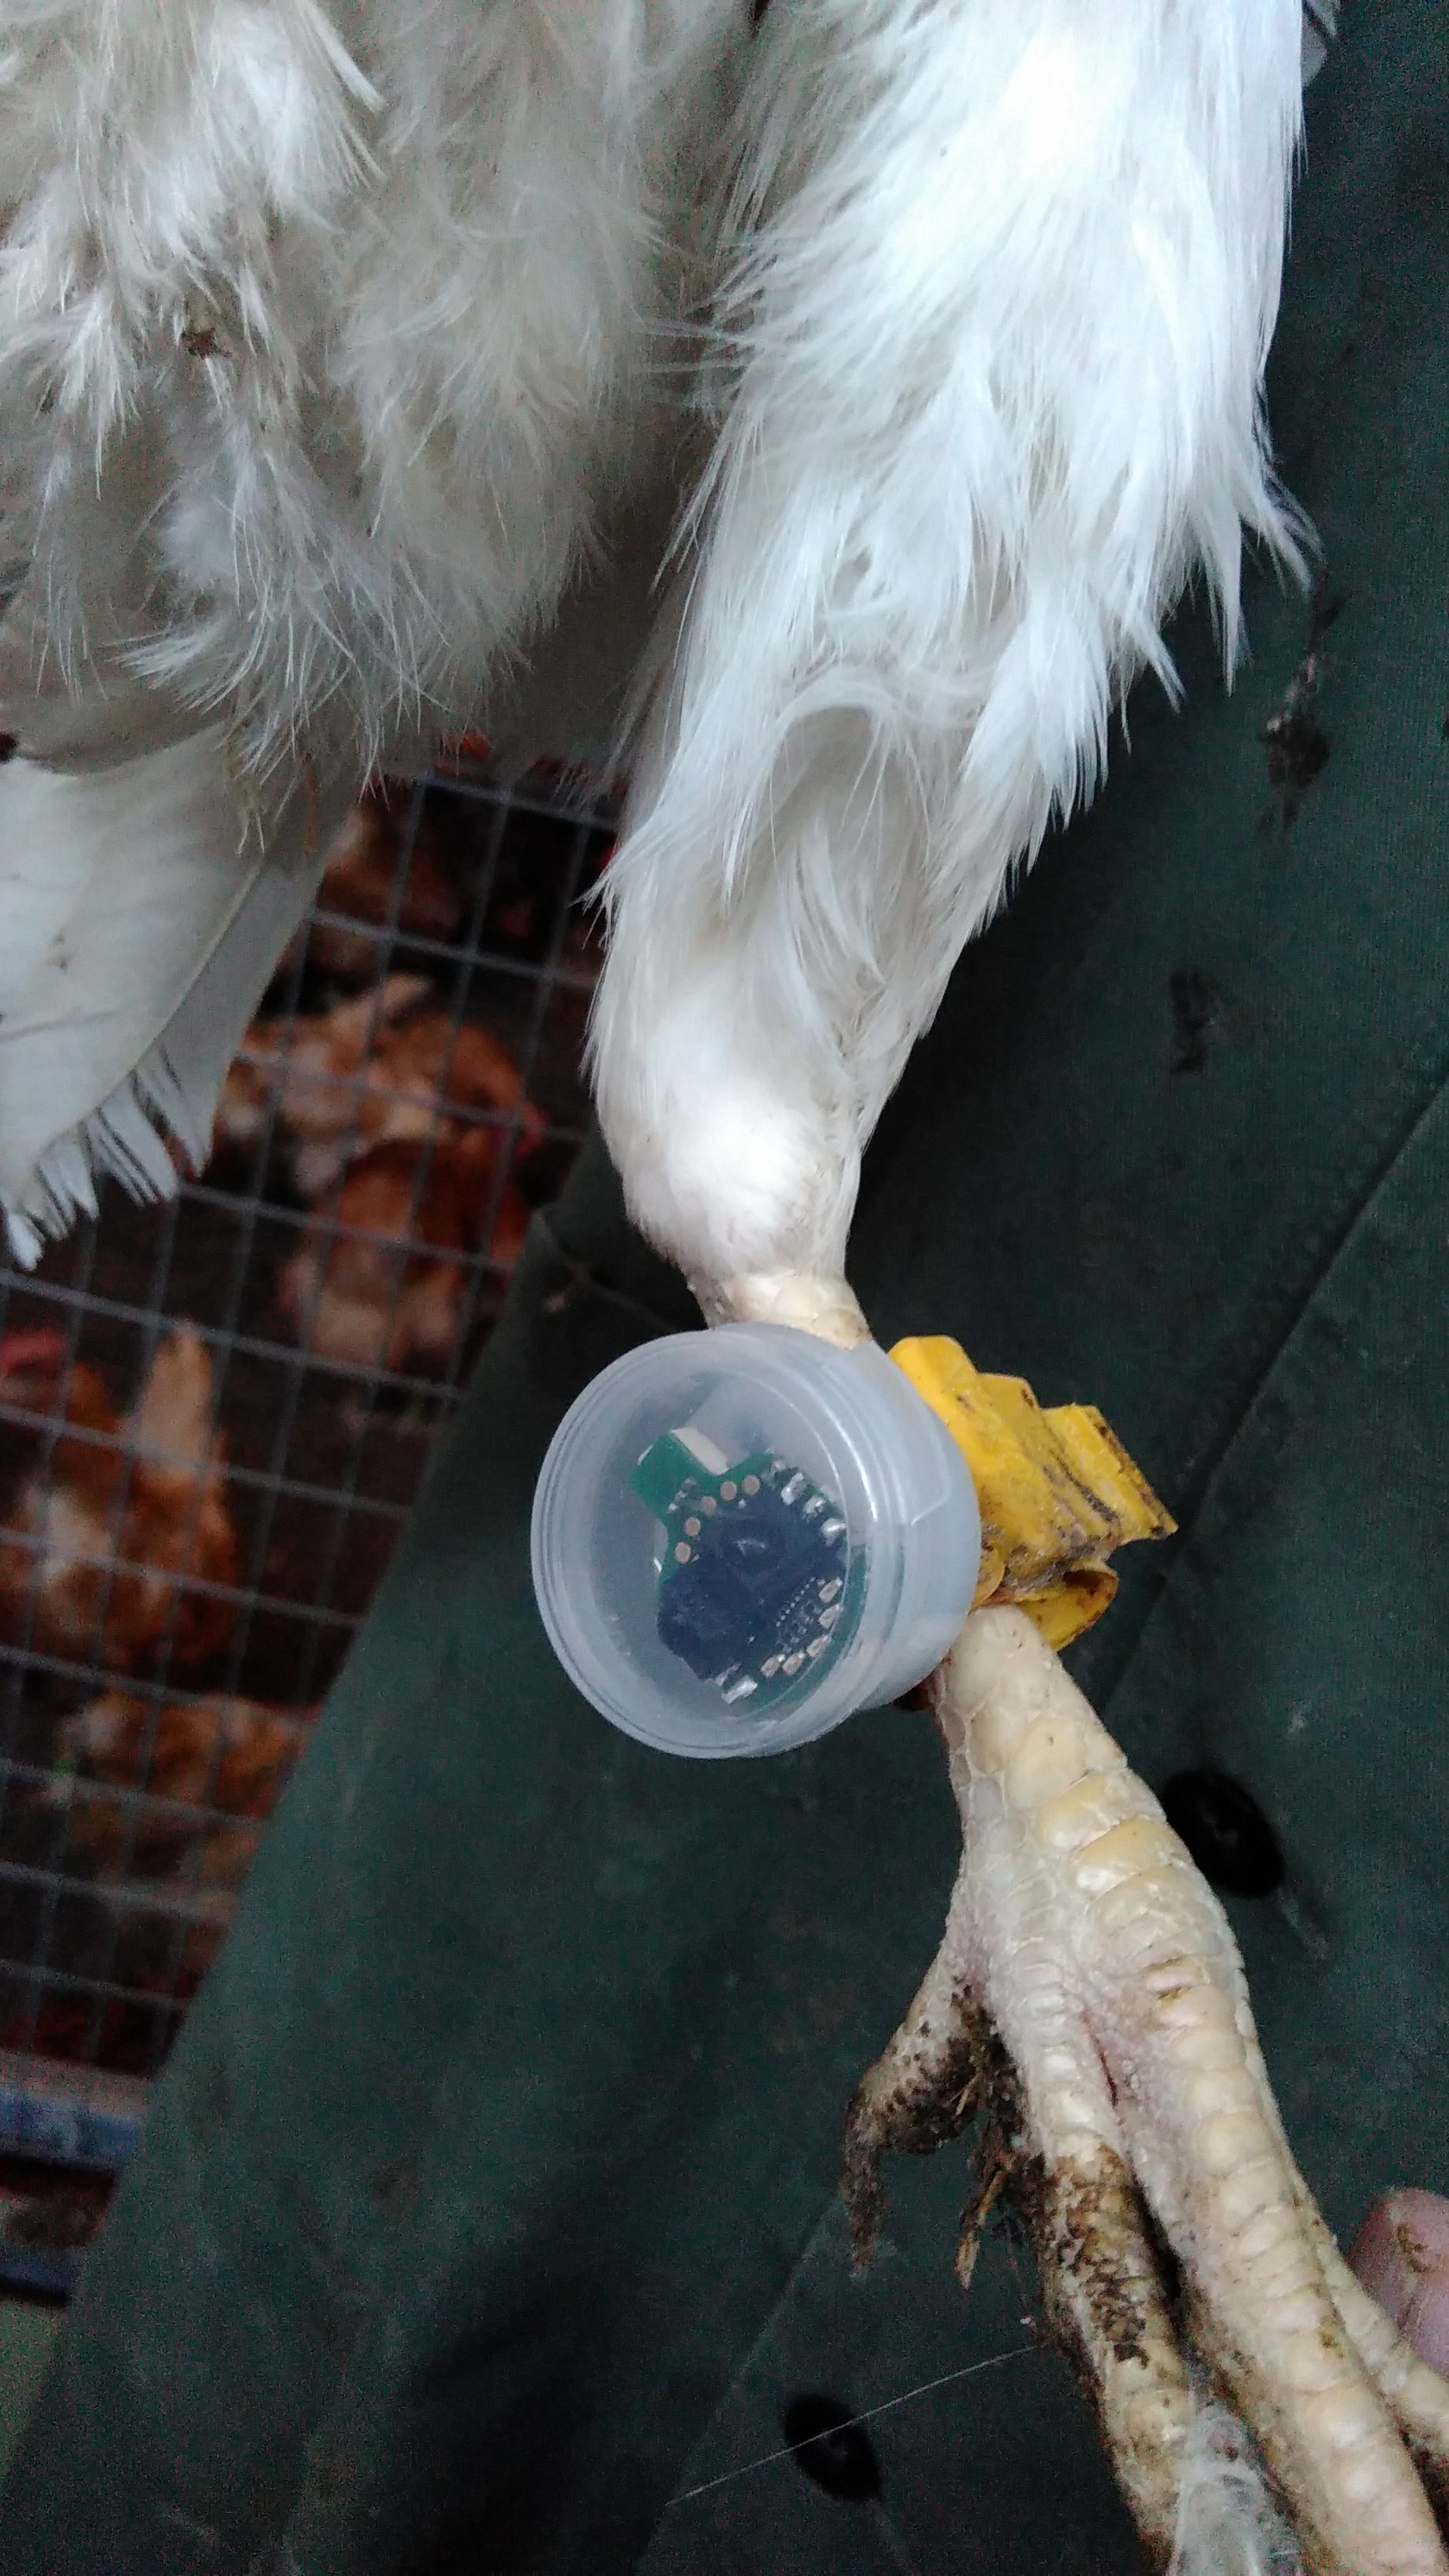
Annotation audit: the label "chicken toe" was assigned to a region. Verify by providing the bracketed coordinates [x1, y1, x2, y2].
[847, 1609, 1449, 2576]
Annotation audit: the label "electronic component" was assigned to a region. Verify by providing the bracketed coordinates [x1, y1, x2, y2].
[530, 1321, 979, 1758]
[630, 1427, 856, 1708]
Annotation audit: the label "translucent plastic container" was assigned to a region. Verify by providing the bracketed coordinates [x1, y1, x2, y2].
[530, 1323, 979, 1758]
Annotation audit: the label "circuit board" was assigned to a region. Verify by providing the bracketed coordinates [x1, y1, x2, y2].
[629, 1428, 859, 1709]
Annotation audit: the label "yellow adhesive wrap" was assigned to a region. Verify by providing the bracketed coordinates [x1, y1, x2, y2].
[889, 1336, 1176, 1652]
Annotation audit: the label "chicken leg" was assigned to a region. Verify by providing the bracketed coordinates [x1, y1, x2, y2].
[689, 1264, 1449, 2571]
[844, 1611, 1449, 2575]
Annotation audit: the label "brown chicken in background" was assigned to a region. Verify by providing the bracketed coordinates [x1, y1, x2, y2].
[0, 1327, 239, 1676]
[57, 1689, 313, 1880]
[278, 1126, 532, 1374]
[294, 782, 462, 983]
[51, 1690, 317, 1986]
[217, 976, 546, 1201]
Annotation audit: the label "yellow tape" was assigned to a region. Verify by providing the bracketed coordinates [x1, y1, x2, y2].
[889, 1336, 1176, 1651]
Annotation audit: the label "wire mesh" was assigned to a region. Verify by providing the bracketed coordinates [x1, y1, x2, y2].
[0, 754, 615, 2132]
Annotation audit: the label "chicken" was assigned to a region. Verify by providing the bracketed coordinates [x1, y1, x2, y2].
[0, 1327, 239, 1678]
[278, 1128, 532, 1375]
[216, 976, 545, 1201]
[297, 783, 462, 983]
[51, 1688, 316, 1990]
[56, 1689, 313, 1883]
[1, 3, 1425, 2567]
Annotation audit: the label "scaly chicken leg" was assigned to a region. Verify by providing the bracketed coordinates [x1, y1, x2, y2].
[845, 1611, 1449, 2575]
[697, 1271, 1449, 2571]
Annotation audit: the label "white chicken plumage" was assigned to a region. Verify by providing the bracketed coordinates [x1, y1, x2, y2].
[593, 0, 1306, 1323]
[0, 0, 739, 1251]
[0, 0, 1303, 1289]
[12, 9, 1443, 2576]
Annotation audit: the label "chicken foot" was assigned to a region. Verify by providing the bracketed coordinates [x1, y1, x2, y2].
[843, 1608, 1449, 2575]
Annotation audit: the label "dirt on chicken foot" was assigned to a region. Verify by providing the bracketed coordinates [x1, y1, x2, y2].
[844, 1990, 1196, 2561]
[841, 1989, 988, 2258]
[839, 1603, 1449, 2573]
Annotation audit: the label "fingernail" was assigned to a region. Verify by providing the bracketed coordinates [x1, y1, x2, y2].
[1350, 2189, 1449, 2374]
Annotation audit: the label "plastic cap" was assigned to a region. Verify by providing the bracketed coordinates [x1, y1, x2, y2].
[530, 1324, 979, 1758]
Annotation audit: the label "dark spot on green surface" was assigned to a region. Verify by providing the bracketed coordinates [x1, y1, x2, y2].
[1169, 972, 1217, 1075]
[781, 2394, 882, 2503]
[1159, 1769, 1283, 1899]
[1258, 575, 1343, 822]
[369, 2155, 418, 2212]
[1260, 706, 1331, 797]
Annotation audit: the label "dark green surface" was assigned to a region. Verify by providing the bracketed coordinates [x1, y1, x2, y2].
[0, 2304, 58, 2488]
[5, 7, 1449, 2569]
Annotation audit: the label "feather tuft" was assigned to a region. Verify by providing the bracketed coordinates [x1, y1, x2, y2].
[1168, 2401, 1304, 2576]
[0, 730, 354, 1264]
[0, 0, 745, 777]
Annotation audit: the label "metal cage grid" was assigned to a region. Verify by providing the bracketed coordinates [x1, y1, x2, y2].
[0, 759, 613, 2210]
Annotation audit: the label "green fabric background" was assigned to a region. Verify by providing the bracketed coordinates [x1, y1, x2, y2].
[4, 6, 1448, 2568]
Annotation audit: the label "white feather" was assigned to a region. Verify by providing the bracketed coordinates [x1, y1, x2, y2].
[0, 0, 742, 770]
[0, 0, 747, 1254]
[0, 729, 354, 1260]
[591, 0, 1307, 1301]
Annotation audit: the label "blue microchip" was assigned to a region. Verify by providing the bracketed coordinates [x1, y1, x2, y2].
[630, 1438, 853, 1703]
[657, 1479, 844, 1680]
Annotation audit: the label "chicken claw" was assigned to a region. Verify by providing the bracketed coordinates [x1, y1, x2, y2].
[844, 1608, 1449, 2575]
